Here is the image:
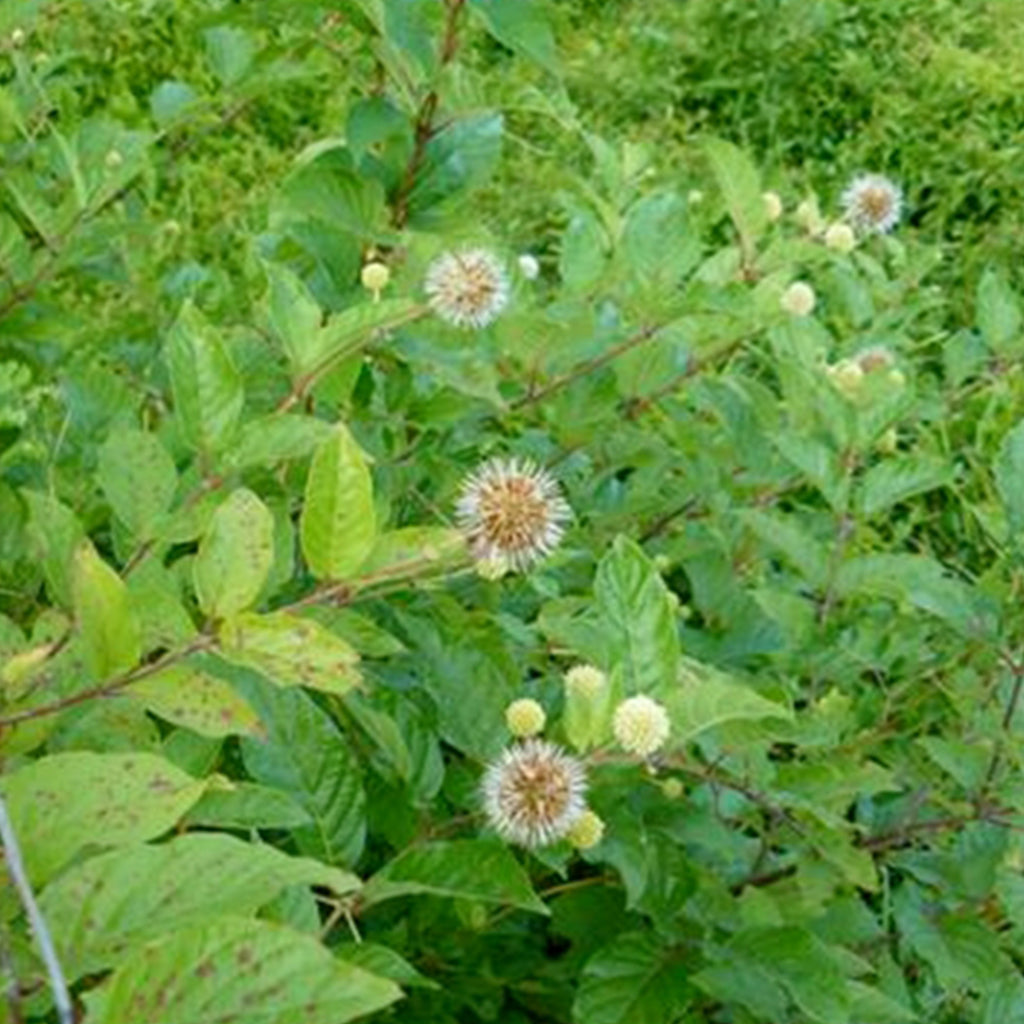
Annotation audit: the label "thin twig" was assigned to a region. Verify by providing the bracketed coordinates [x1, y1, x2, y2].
[0, 794, 73, 1024]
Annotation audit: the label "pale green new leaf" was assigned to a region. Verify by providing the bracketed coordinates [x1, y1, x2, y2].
[704, 137, 767, 258]
[40, 832, 358, 979]
[193, 488, 275, 619]
[88, 917, 401, 1024]
[219, 610, 361, 695]
[362, 839, 547, 914]
[300, 424, 377, 580]
[71, 541, 141, 679]
[0, 752, 206, 885]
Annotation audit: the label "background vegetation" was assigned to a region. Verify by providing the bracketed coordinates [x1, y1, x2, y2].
[3, 1, 1024, 1023]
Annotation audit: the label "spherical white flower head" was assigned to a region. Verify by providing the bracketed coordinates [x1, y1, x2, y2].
[781, 281, 816, 317]
[506, 698, 546, 738]
[456, 457, 571, 571]
[613, 695, 670, 757]
[827, 358, 865, 397]
[481, 739, 587, 848]
[425, 248, 509, 329]
[360, 261, 390, 294]
[762, 191, 783, 222]
[567, 809, 605, 850]
[841, 174, 902, 235]
[517, 253, 540, 280]
[824, 222, 856, 253]
[564, 664, 607, 699]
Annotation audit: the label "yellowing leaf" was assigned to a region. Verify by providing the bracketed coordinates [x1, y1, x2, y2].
[71, 541, 141, 679]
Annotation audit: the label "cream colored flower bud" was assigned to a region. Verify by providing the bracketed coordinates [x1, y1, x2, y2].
[360, 261, 390, 295]
[567, 810, 605, 850]
[10, 28, 26, 47]
[762, 191, 783, 222]
[564, 664, 607, 699]
[505, 698, 546, 738]
[687, 189, 705, 205]
[888, 368, 906, 389]
[795, 197, 824, 235]
[105, 149, 123, 170]
[877, 427, 898, 454]
[781, 281, 816, 317]
[517, 253, 540, 280]
[613, 695, 670, 757]
[828, 358, 865, 397]
[661, 777, 684, 799]
[475, 554, 510, 581]
[824, 222, 856, 253]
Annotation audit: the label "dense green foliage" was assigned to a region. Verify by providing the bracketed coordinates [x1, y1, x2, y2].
[3, 1, 1024, 1023]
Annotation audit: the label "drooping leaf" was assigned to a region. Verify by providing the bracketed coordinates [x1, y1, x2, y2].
[594, 535, 679, 698]
[193, 488, 275, 619]
[87, 917, 401, 1024]
[71, 541, 141, 679]
[0, 752, 206, 885]
[300, 424, 377, 580]
[96, 427, 178, 540]
[40, 832, 359, 979]
[218, 610, 361, 695]
[363, 839, 547, 914]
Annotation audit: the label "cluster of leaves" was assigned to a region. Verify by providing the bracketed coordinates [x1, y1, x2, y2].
[3, 2, 1024, 1024]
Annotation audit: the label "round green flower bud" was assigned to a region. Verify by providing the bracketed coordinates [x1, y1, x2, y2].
[661, 777, 684, 799]
[762, 191, 783, 222]
[567, 810, 605, 850]
[505, 698, 546, 738]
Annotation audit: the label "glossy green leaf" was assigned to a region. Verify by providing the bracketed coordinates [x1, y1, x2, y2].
[71, 541, 141, 679]
[229, 413, 334, 469]
[22, 490, 85, 608]
[193, 488, 275, 618]
[219, 610, 361, 695]
[468, 0, 559, 72]
[183, 781, 312, 830]
[88, 917, 401, 1024]
[40, 832, 359, 979]
[96, 427, 178, 540]
[165, 301, 244, 455]
[0, 752, 206, 885]
[363, 839, 547, 914]
[704, 136, 767, 257]
[300, 424, 377, 580]
[266, 261, 324, 376]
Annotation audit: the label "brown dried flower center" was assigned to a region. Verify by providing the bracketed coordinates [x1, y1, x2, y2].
[447, 261, 500, 311]
[500, 758, 571, 822]
[859, 186, 893, 221]
[478, 478, 549, 551]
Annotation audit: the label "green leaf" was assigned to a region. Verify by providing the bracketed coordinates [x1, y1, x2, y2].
[621, 191, 700, 286]
[71, 541, 141, 679]
[203, 25, 255, 86]
[183, 781, 312, 830]
[238, 679, 366, 867]
[594, 536, 680, 698]
[336, 942, 439, 990]
[22, 490, 85, 608]
[859, 455, 953, 518]
[739, 509, 829, 588]
[559, 206, 609, 292]
[995, 419, 1024, 538]
[0, 752, 206, 885]
[40, 832, 359, 979]
[360, 526, 466, 576]
[193, 488, 275, 619]
[165, 301, 244, 456]
[977, 266, 1022, 355]
[87, 917, 401, 1024]
[300, 424, 377, 580]
[573, 931, 692, 1024]
[229, 413, 334, 470]
[666, 658, 791, 744]
[266, 261, 324, 376]
[307, 296, 423, 378]
[96, 427, 178, 540]
[363, 839, 547, 914]
[468, 0, 559, 72]
[703, 137, 767, 258]
[129, 665, 263, 738]
[219, 611, 362, 695]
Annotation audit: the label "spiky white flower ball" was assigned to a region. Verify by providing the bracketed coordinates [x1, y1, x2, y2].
[567, 810, 605, 850]
[762, 191, 783, 222]
[481, 739, 587, 848]
[518, 253, 540, 280]
[840, 174, 902, 235]
[425, 248, 509, 329]
[824, 222, 856, 253]
[506, 698, 546, 738]
[613, 695, 670, 757]
[456, 458, 570, 571]
[564, 664, 607, 699]
[781, 281, 816, 317]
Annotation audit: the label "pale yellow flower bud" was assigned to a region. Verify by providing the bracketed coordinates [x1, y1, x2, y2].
[10, 28, 26, 47]
[564, 664, 607, 699]
[105, 149, 123, 170]
[475, 554, 510, 581]
[567, 810, 605, 850]
[795, 197, 824, 235]
[517, 253, 540, 280]
[687, 189, 705, 205]
[360, 260, 391, 295]
[762, 191, 783, 222]
[888, 368, 906, 389]
[613, 695, 670, 757]
[824, 222, 856, 253]
[781, 281, 816, 317]
[877, 427, 898, 454]
[661, 777, 684, 799]
[827, 359, 865, 397]
[505, 698, 546, 738]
